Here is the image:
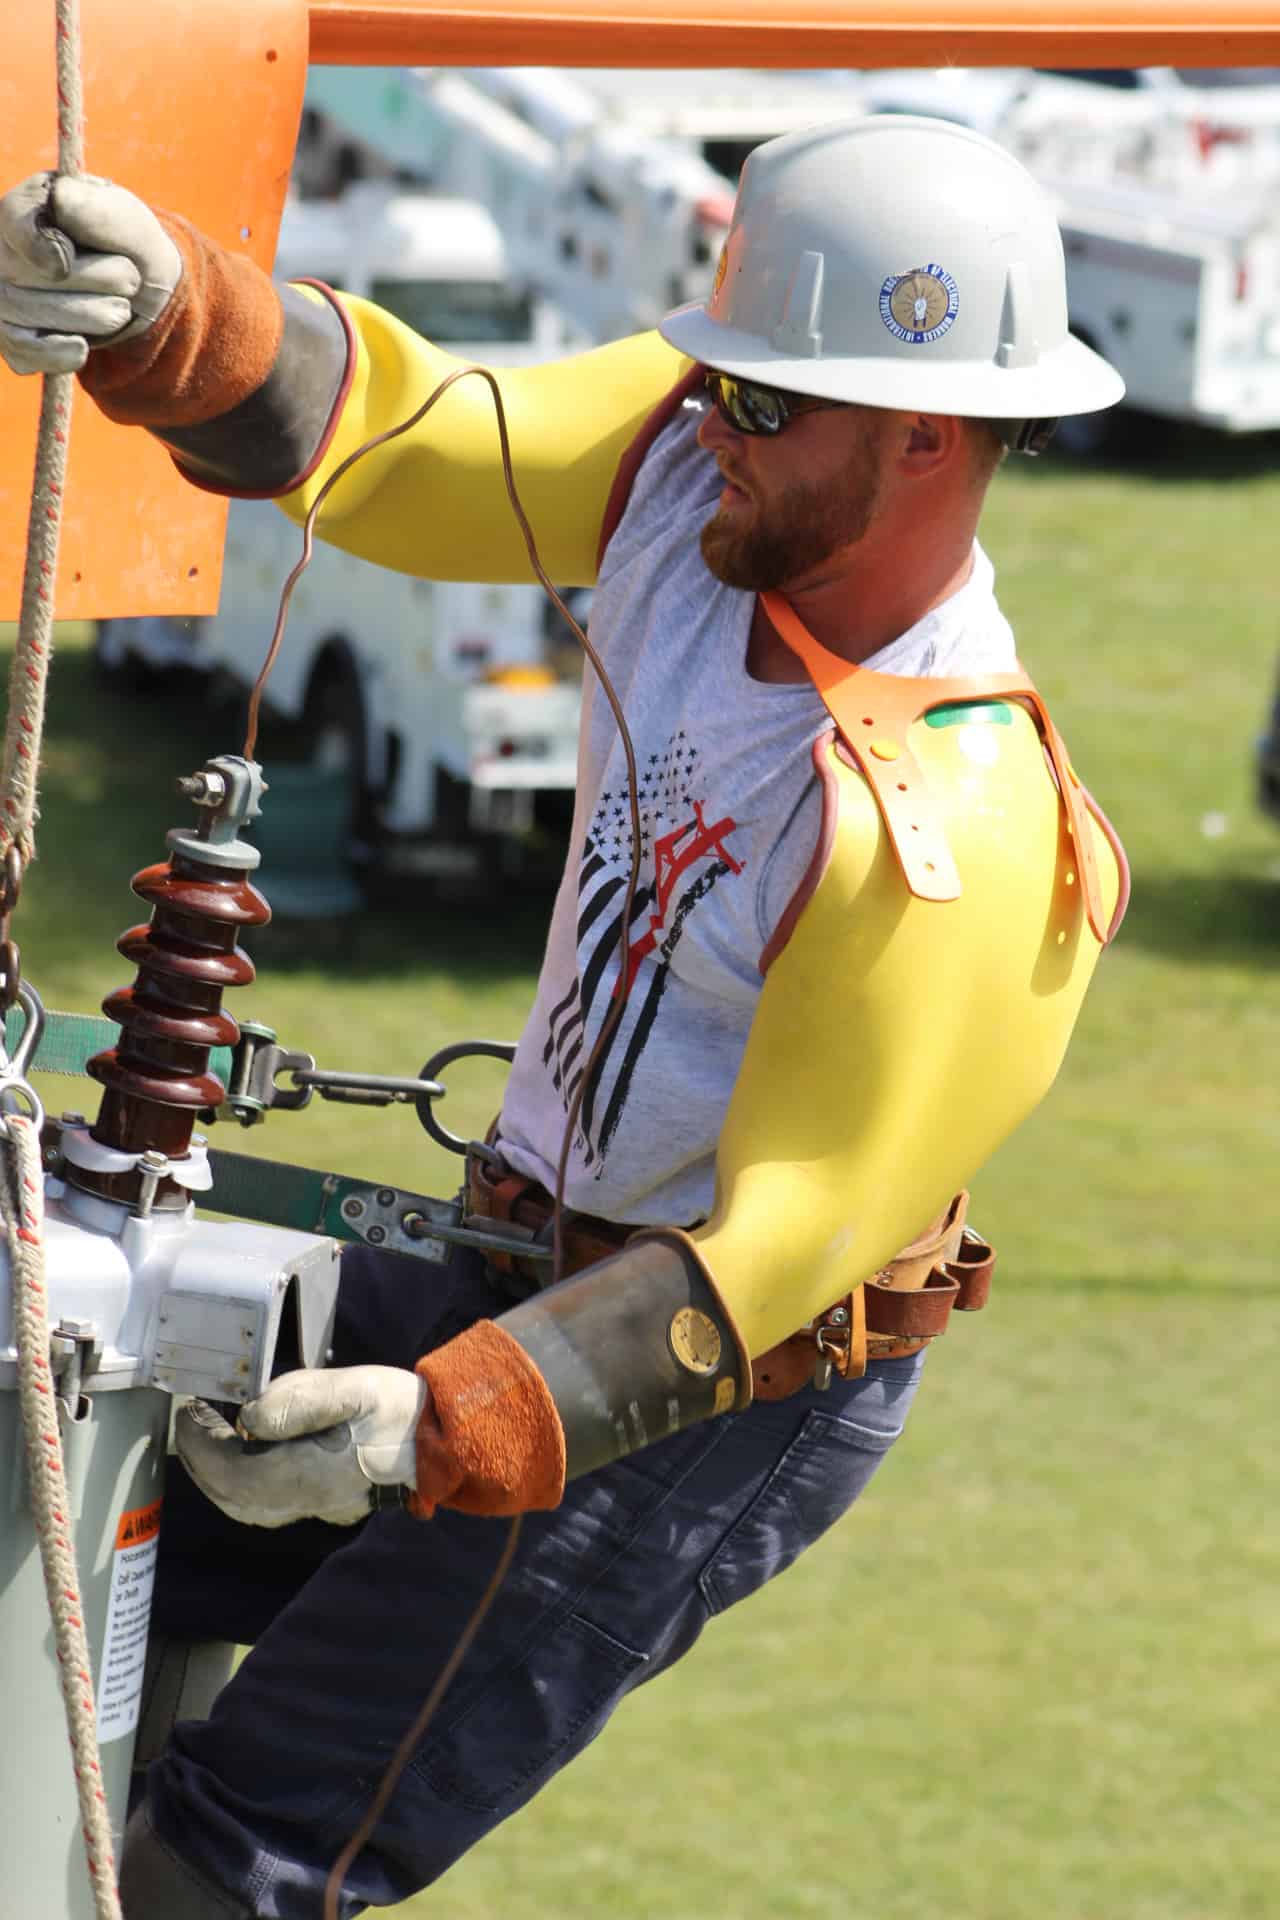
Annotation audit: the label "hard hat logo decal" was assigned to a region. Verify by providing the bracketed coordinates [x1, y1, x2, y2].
[879, 265, 960, 346]
[712, 244, 728, 304]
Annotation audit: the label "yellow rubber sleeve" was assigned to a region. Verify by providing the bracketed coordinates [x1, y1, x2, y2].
[690, 705, 1123, 1358]
[278, 290, 691, 586]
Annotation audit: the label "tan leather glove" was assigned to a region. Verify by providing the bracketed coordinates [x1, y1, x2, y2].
[174, 1366, 428, 1529]
[0, 172, 181, 375]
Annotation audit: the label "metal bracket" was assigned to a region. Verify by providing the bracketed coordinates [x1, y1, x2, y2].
[204, 1147, 556, 1270]
[49, 1316, 102, 1418]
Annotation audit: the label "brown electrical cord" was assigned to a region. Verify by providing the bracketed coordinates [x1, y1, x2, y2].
[321, 1512, 523, 1920]
[246, 362, 649, 1918]
[243, 365, 644, 1284]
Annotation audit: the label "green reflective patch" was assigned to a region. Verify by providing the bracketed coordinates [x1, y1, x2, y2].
[924, 701, 1013, 729]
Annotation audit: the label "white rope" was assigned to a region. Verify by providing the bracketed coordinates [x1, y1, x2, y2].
[0, 0, 85, 868]
[1, 3, 123, 1913]
[3, 1114, 121, 1917]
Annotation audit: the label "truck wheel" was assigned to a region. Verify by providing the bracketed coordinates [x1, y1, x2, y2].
[299, 653, 376, 847]
[92, 619, 179, 692]
[1052, 403, 1167, 463]
[1052, 408, 1125, 459]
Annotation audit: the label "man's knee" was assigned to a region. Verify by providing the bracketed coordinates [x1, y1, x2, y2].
[118, 1804, 251, 1919]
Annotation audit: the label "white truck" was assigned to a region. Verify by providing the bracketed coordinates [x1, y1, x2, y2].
[1041, 172, 1280, 452]
[98, 184, 589, 887]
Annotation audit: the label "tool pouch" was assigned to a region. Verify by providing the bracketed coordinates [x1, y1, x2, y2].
[751, 1192, 995, 1401]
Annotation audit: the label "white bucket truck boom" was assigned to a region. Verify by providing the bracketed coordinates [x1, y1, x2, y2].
[300, 63, 861, 340]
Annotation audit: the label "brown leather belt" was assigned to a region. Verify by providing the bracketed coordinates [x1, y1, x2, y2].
[466, 1155, 994, 1402]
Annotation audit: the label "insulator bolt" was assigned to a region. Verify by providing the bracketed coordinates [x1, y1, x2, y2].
[139, 1149, 170, 1170]
[376, 1188, 396, 1207]
[341, 1196, 366, 1220]
[177, 770, 228, 807]
[828, 1306, 850, 1326]
[366, 1225, 387, 1246]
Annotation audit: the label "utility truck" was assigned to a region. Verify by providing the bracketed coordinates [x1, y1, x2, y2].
[99, 182, 588, 888]
[1042, 172, 1280, 451]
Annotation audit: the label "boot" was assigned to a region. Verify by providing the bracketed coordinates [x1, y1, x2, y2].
[118, 1803, 252, 1918]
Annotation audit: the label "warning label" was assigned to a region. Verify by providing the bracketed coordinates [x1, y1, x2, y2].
[97, 1500, 162, 1744]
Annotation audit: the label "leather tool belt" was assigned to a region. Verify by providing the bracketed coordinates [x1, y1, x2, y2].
[466, 1155, 994, 1403]
[749, 1191, 994, 1400]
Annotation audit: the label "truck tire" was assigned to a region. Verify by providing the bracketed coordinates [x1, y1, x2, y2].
[93, 618, 203, 692]
[299, 648, 376, 849]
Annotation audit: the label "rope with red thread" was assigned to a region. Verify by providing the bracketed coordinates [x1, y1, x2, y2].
[1, 3, 123, 1912]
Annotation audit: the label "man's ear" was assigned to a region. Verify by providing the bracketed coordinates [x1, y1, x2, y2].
[902, 413, 960, 472]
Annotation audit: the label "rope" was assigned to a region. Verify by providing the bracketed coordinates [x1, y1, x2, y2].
[0, 0, 85, 870]
[1, 3, 122, 1913]
[2, 1115, 121, 1917]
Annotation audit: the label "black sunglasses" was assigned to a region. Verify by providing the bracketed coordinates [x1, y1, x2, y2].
[703, 370, 846, 437]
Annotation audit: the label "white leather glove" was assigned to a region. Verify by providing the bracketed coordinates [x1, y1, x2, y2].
[174, 1366, 428, 1529]
[0, 171, 182, 375]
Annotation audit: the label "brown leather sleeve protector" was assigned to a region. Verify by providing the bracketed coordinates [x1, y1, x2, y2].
[494, 1230, 752, 1483]
[410, 1319, 567, 1518]
[78, 212, 282, 428]
[77, 215, 352, 495]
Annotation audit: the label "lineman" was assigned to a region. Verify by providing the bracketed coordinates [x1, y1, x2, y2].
[1, 117, 1127, 1917]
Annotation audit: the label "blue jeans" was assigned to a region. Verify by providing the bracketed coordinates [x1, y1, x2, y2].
[144, 1241, 925, 1917]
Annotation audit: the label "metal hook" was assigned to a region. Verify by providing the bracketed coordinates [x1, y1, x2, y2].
[2, 980, 45, 1080]
[0, 981, 46, 1134]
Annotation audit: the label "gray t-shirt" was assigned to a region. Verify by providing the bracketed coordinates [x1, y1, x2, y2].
[497, 400, 1017, 1226]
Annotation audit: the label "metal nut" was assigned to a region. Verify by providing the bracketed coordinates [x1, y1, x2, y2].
[341, 1196, 366, 1221]
[376, 1187, 396, 1207]
[366, 1224, 387, 1246]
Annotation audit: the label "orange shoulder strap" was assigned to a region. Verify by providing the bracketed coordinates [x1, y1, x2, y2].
[759, 589, 1111, 945]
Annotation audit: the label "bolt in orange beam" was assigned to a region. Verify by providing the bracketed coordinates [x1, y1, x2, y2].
[308, 0, 1280, 69]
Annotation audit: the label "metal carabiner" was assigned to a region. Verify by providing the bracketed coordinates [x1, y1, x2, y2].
[0, 979, 46, 1134]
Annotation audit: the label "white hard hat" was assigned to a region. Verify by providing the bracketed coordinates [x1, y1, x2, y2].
[660, 115, 1123, 436]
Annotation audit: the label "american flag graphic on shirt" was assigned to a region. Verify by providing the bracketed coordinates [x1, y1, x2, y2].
[541, 727, 742, 1177]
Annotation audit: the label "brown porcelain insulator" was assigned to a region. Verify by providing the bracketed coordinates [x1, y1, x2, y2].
[79, 849, 271, 1206]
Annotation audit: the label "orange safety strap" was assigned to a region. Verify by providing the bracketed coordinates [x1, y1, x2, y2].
[758, 588, 1110, 945]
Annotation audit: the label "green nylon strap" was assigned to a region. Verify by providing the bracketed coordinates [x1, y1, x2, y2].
[4, 1005, 234, 1088]
[205, 1147, 367, 1240]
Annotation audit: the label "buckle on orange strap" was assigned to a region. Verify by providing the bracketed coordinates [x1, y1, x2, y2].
[812, 1287, 868, 1389]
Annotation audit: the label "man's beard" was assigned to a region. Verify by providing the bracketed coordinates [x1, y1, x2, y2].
[699, 428, 883, 592]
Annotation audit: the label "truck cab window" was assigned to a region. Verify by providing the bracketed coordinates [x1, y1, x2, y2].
[367, 276, 535, 344]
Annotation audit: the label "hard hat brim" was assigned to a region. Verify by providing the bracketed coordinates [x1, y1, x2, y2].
[659, 300, 1125, 421]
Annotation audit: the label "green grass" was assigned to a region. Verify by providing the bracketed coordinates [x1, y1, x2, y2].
[6, 423, 1280, 1917]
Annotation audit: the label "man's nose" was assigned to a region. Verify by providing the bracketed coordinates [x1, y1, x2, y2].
[696, 400, 739, 454]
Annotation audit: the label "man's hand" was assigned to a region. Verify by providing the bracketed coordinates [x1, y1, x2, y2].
[0, 172, 181, 375]
[174, 1366, 428, 1529]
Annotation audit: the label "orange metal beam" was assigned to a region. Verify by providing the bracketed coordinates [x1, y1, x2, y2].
[308, 0, 1280, 69]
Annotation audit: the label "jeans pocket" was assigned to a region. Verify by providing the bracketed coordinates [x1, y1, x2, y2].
[698, 1408, 903, 1617]
[413, 1610, 648, 1816]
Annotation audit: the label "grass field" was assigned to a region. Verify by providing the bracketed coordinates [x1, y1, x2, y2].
[7, 424, 1280, 1918]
